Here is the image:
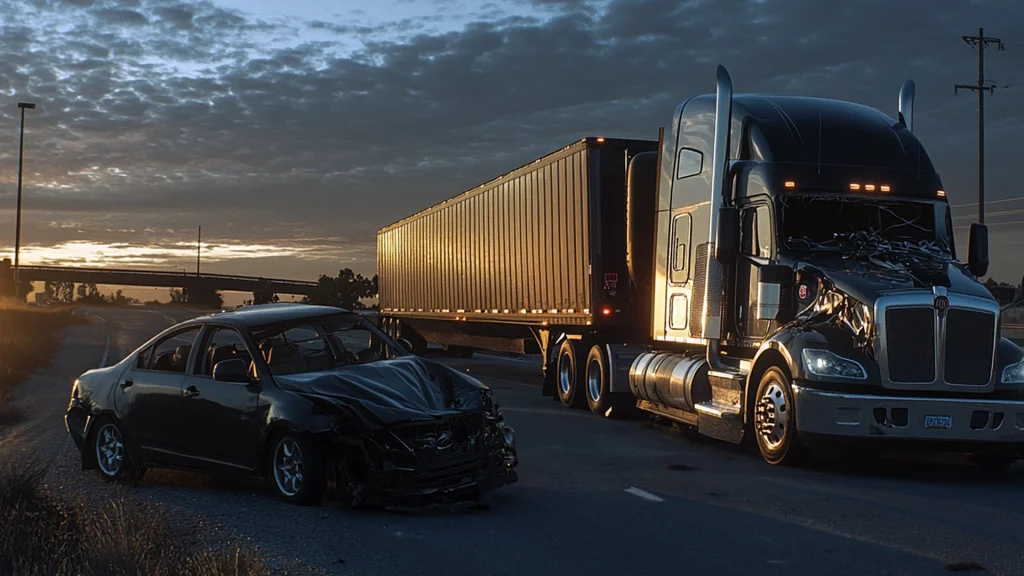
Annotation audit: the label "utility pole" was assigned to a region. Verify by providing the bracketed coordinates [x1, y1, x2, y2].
[196, 226, 202, 277]
[13, 102, 36, 301]
[955, 27, 1005, 224]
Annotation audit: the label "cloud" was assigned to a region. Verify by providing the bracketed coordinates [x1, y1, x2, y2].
[0, 0, 1023, 282]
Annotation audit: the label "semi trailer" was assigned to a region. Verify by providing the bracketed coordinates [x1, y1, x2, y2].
[377, 65, 1024, 465]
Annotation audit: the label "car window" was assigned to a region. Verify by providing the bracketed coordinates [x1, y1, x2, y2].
[328, 322, 386, 364]
[136, 346, 153, 370]
[256, 324, 335, 376]
[199, 327, 254, 377]
[145, 327, 201, 373]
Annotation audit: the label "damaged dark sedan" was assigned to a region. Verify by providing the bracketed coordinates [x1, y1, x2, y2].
[65, 303, 518, 506]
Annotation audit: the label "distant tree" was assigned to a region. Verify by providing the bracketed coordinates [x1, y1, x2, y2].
[0, 276, 33, 300]
[182, 285, 224, 309]
[251, 279, 280, 305]
[46, 281, 74, 304]
[77, 283, 106, 304]
[106, 289, 138, 306]
[307, 268, 375, 309]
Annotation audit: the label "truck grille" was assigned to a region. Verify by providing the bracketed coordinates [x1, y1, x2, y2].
[885, 308, 936, 383]
[883, 305, 995, 386]
[943, 309, 996, 385]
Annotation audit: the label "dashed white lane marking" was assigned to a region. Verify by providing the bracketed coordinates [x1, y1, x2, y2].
[624, 486, 664, 502]
[84, 311, 111, 368]
[99, 332, 111, 368]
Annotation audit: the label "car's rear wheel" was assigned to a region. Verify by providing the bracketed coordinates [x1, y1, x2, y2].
[92, 418, 145, 484]
[267, 431, 326, 505]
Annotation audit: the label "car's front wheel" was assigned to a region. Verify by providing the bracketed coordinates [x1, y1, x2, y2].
[92, 417, 145, 484]
[267, 431, 326, 505]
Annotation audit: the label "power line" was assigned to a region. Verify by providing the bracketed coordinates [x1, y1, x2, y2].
[954, 219, 1024, 230]
[954, 27, 1007, 225]
[953, 208, 1024, 219]
[950, 196, 1024, 209]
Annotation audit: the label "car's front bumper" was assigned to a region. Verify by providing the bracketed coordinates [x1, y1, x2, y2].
[793, 383, 1024, 449]
[64, 399, 93, 468]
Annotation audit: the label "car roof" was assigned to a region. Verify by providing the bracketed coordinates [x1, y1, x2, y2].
[185, 303, 356, 329]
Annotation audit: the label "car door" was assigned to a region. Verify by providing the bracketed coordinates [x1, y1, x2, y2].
[117, 325, 202, 465]
[178, 325, 263, 472]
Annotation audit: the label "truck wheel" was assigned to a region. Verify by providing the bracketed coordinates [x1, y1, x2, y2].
[753, 367, 806, 466]
[585, 345, 610, 415]
[556, 338, 585, 408]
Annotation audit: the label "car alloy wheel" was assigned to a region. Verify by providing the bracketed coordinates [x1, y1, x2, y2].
[95, 422, 125, 477]
[273, 437, 305, 497]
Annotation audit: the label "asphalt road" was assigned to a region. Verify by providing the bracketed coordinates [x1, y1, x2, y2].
[2, 306, 1023, 576]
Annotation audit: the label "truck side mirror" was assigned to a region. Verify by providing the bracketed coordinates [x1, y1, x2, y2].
[715, 206, 739, 265]
[967, 223, 989, 278]
[756, 264, 793, 321]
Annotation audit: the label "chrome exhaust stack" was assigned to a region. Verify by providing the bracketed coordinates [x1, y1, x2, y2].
[701, 65, 733, 341]
[702, 64, 733, 370]
[898, 79, 915, 132]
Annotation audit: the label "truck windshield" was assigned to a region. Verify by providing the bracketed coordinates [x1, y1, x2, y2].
[781, 195, 950, 255]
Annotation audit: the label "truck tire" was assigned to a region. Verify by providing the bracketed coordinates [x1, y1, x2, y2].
[753, 367, 806, 466]
[585, 345, 610, 415]
[556, 338, 586, 408]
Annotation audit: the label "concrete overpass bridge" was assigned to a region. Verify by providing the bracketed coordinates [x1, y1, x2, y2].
[2, 261, 318, 297]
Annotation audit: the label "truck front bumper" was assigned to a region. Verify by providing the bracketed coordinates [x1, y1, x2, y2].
[793, 384, 1024, 448]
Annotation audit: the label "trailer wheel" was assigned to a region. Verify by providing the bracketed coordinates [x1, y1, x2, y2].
[753, 366, 805, 466]
[556, 338, 585, 408]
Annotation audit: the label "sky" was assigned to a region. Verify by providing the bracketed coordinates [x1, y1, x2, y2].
[1, 0, 1023, 299]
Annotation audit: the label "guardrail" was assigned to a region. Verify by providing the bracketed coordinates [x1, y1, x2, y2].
[1004, 323, 1024, 330]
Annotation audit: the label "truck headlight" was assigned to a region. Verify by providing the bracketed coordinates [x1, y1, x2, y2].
[1002, 359, 1024, 384]
[801, 348, 867, 380]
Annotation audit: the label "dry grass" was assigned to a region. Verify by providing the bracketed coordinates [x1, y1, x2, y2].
[0, 305, 85, 426]
[0, 458, 269, 576]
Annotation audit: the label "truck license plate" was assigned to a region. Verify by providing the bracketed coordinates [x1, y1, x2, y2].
[924, 415, 953, 430]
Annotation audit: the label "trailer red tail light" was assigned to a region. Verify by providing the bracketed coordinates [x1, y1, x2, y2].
[849, 183, 861, 190]
[602, 307, 612, 316]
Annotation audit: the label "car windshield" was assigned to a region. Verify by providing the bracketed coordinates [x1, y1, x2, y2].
[252, 314, 403, 376]
[780, 194, 951, 256]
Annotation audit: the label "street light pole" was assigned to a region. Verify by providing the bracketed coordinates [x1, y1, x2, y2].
[13, 102, 36, 301]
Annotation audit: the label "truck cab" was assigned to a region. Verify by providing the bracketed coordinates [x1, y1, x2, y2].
[630, 66, 1024, 465]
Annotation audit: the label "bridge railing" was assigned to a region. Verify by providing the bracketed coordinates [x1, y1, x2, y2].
[16, 265, 318, 286]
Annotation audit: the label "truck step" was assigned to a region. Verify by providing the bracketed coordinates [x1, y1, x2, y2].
[708, 370, 746, 390]
[694, 401, 741, 421]
[636, 400, 699, 427]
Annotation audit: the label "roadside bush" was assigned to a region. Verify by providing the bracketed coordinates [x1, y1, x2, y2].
[0, 458, 269, 576]
[0, 306, 83, 426]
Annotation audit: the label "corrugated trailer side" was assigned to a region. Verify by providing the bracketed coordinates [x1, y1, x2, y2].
[378, 139, 596, 327]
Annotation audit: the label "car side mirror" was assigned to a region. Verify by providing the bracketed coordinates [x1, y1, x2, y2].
[397, 338, 414, 354]
[715, 206, 739, 266]
[213, 358, 252, 383]
[967, 222, 989, 277]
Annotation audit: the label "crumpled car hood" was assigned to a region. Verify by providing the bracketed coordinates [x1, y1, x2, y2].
[273, 356, 487, 428]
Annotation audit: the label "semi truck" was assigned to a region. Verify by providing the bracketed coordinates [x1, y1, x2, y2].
[377, 65, 1024, 466]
